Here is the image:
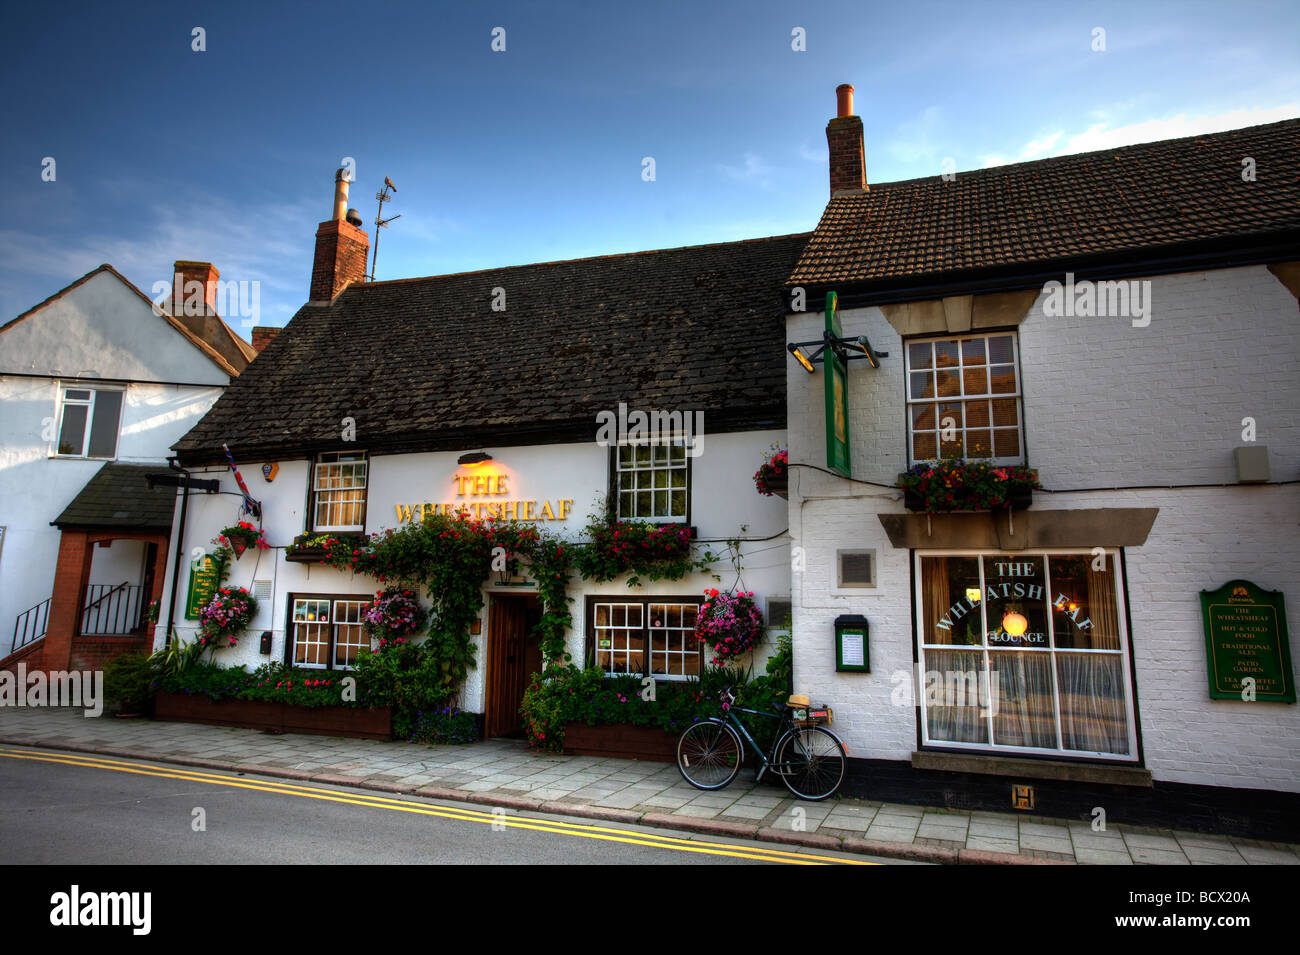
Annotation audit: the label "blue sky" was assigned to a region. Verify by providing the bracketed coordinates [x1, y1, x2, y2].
[2, 0, 1296, 330]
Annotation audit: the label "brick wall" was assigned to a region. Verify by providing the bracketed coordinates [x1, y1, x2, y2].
[310, 220, 370, 302]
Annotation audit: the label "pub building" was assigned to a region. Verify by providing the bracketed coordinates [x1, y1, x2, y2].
[781, 86, 1299, 835]
[156, 87, 1299, 836]
[158, 165, 806, 737]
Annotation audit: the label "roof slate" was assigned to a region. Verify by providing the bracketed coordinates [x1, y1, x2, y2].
[53, 463, 178, 530]
[788, 118, 1300, 291]
[173, 233, 810, 464]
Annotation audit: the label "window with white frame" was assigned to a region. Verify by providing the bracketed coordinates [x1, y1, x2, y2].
[290, 596, 371, 669]
[614, 442, 688, 521]
[56, 385, 123, 458]
[312, 451, 367, 531]
[590, 598, 702, 678]
[905, 332, 1023, 464]
[914, 550, 1137, 760]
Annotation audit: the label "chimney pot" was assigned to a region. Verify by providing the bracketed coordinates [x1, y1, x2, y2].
[310, 170, 370, 303]
[333, 168, 350, 222]
[836, 83, 855, 118]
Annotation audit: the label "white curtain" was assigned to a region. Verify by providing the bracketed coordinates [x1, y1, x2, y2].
[1057, 653, 1129, 754]
[990, 650, 1056, 748]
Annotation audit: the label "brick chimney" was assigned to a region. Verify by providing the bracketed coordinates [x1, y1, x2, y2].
[172, 261, 220, 316]
[826, 84, 867, 197]
[309, 169, 370, 303]
[250, 326, 281, 352]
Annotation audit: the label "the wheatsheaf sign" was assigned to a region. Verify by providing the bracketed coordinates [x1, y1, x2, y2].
[394, 472, 574, 523]
[1200, 579, 1294, 702]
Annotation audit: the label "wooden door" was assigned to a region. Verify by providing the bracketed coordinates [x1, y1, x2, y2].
[485, 595, 541, 737]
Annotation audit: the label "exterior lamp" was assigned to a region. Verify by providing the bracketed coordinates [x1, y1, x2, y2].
[1002, 609, 1029, 637]
[458, 451, 493, 466]
[788, 343, 817, 373]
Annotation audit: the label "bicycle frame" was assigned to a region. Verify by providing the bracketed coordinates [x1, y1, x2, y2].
[714, 705, 808, 782]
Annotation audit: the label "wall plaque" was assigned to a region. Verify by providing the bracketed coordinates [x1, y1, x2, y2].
[185, 557, 219, 620]
[1200, 579, 1294, 702]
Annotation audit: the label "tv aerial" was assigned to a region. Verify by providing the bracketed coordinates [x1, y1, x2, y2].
[369, 176, 401, 281]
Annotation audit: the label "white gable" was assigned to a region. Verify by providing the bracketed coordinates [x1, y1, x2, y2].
[0, 268, 232, 386]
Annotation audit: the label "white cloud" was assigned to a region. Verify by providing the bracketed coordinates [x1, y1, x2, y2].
[716, 152, 775, 189]
[889, 106, 944, 164]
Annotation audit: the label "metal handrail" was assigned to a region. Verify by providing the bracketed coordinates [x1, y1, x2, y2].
[83, 580, 129, 613]
[11, 598, 51, 654]
[81, 583, 145, 636]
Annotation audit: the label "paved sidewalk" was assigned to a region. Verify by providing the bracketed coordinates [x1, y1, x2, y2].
[3, 707, 1298, 865]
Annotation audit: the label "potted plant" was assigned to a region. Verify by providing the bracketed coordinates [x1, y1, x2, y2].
[753, 444, 789, 499]
[897, 460, 1039, 513]
[693, 588, 765, 665]
[215, 521, 268, 558]
[285, 532, 367, 563]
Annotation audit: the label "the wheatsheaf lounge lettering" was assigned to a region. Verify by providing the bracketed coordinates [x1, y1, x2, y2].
[395, 474, 574, 523]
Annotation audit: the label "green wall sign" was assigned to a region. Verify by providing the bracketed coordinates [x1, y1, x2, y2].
[185, 557, 219, 620]
[1200, 579, 1294, 702]
[823, 291, 850, 476]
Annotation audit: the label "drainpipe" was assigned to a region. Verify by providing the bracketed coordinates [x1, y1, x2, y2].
[159, 456, 192, 646]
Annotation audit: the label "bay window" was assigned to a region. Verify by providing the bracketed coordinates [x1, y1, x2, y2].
[588, 597, 702, 679]
[905, 332, 1023, 464]
[915, 550, 1137, 760]
[311, 451, 367, 532]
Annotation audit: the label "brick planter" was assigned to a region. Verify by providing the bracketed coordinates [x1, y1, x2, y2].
[563, 722, 680, 762]
[155, 691, 391, 740]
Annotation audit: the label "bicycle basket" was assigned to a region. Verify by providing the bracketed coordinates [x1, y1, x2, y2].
[791, 705, 832, 726]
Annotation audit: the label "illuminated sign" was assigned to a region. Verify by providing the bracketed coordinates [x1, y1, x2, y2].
[395, 471, 573, 523]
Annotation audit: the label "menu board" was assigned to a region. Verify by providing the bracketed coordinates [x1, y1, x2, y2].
[185, 557, 219, 620]
[1200, 580, 1294, 702]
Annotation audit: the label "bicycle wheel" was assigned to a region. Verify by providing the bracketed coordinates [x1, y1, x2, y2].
[677, 720, 743, 790]
[774, 725, 846, 800]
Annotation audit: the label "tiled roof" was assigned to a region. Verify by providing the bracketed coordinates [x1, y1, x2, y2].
[788, 118, 1300, 290]
[173, 233, 810, 464]
[52, 463, 177, 530]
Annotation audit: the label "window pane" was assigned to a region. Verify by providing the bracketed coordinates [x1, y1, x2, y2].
[58, 404, 88, 455]
[920, 557, 982, 645]
[934, 340, 959, 369]
[65, 389, 91, 401]
[966, 430, 993, 459]
[989, 650, 1057, 748]
[913, 433, 937, 459]
[960, 339, 986, 364]
[988, 335, 1014, 364]
[911, 403, 936, 430]
[908, 341, 932, 369]
[990, 399, 1018, 427]
[1049, 556, 1121, 650]
[909, 372, 934, 399]
[994, 429, 1020, 458]
[962, 367, 988, 395]
[935, 369, 960, 398]
[1057, 654, 1129, 754]
[923, 649, 989, 743]
[982, 555, 1048, 648]
[990, 365, 1016, 394]
[966, 401, 990, 429]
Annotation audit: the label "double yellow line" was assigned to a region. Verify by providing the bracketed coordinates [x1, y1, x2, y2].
[0, 747, 874, 865]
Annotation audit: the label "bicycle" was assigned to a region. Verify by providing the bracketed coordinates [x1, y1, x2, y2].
[676, 688, 847, 800]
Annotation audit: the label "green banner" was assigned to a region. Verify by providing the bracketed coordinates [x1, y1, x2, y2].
[185, 557, 219, 620]
[1200, 579, 1294, 702]
[824, 291, 850, 476]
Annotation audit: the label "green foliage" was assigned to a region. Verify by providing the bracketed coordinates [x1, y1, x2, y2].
[148, 633, 206, 676]
[155, 661, 363, 709]
[520, 664, 740, 753]
[103, 652, 156, 712]
[353, 643, 455, 738]
[572, 519, 717, 586]
[407, 706, 479, 745]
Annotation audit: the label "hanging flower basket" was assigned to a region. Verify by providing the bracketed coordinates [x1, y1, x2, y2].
[197, 586, 259, 650]
[693, 589, 765, 665]
[215, 521, 268, 558]
[754, 445, 789, 499]
[362, 588, 428, 650]
[898, 461, 1039, 514]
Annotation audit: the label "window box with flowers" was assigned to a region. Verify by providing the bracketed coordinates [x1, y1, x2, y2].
[284, 532, 368, 564]
[753, 444, 789, 499]
[898, 461, 1040, 514]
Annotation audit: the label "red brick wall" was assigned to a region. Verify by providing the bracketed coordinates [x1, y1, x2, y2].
[826, 115, 866, 196]
[251, 326, 280, 352]
[310, 220, 370, 302]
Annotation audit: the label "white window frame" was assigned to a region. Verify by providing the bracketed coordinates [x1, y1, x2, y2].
[904, 332, 1025, 466]
[613, 440, 689, 522]
[913, 548, 1139, 762]
[289, 596, 372, 670]
[311, 451, 368, 532]
[591, 598, 703, 681]
[54, 383, 124, 459]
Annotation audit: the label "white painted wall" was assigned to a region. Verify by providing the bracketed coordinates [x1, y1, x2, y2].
[785, 264, 1300, 792]
[0, 268, 232, 649]
[158, 429, 792, 715]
